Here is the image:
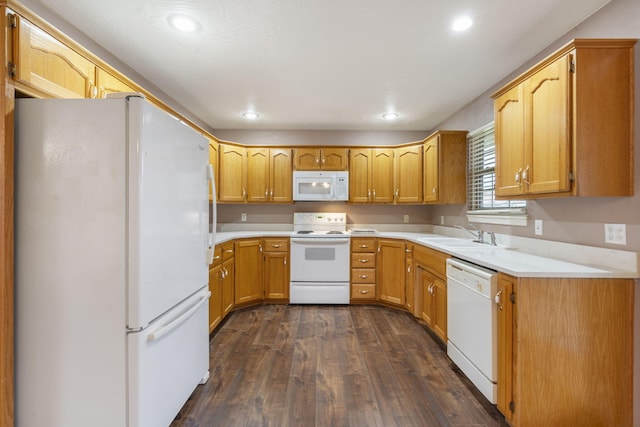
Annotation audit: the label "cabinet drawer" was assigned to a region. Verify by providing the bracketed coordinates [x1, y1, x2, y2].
[221, 241, 235, 261]
[211, 245, 222, 267]
[351, 268, 375, 284]
[351, 252, 376, 267]
[263, 238, 289, 252]
[351, 284, 376, 300]
[414, 245, 448, 277]
[351, 238, 376, 252]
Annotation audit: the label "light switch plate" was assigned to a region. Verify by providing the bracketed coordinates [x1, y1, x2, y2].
[403, 214, 409, 223]
[605, 223, 626, 245]
[241, 213, 247, 222]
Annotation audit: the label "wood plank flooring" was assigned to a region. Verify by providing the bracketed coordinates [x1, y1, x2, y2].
[171, 304, 508, 427]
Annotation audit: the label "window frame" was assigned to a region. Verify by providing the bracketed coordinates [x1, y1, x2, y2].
[466, 122, 528, 226]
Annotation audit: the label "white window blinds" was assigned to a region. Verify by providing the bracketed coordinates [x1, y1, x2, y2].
[467, 122, 526, 213]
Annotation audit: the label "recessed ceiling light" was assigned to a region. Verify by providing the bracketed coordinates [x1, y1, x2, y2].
[243, 112, 259, 120]
[452, 16, 473, 32]
[382, 113, 399, 120]
[168, 14, 200, 32]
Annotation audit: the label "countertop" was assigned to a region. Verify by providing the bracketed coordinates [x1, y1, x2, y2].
[212, 229, 640, 279]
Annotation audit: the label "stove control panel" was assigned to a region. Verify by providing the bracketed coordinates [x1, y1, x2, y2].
[293, 212, 346, 226]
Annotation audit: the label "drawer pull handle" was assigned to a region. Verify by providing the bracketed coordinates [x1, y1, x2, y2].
[359, 259, 369, 263]
[272, 244, 282, 248]
[359, 275, 369, 279]
[359, 290, 369, 294]
[225, 249, 233, 254]
[358, 244, 368, 248]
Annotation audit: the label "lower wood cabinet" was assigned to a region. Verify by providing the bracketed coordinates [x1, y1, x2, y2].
[234, 238, 263, 306]
[419, 267, 447, 343]
[350, 237, 377, 301]
[208, 246, 223, 333]
[497, 273, 634, 427]
[376, 239, 406, 306]
[263, 238, 290, 302]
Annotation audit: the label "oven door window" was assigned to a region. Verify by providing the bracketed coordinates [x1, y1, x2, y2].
[305, 247, 336, 261]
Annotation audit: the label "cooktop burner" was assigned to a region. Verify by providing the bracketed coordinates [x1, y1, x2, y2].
[296, 230, 314, 234]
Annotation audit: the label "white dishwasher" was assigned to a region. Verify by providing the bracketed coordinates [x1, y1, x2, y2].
[446, 258, 498, 404]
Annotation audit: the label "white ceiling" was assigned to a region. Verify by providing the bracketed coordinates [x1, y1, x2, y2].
[31, 0, 610, 131]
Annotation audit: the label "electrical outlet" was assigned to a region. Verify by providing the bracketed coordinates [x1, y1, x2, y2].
[440, 216, 445, 225]
[605, 223, 626, 245]
[403, 214, 409, 224]
[534, 220, 543, 236]
[241, 213, 247, 222]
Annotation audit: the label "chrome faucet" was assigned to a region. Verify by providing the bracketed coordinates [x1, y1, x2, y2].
[455, 225, 497, 246]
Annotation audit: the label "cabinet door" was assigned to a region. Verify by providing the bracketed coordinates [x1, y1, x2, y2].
[96, 68, 135, 98]
[246, 147, 270, 202]
[496, 274, 515, 422]
[208, 139, 219, 202]
[395, 145, 423, 203]
[423, 137, 439, 202]
[371, 149, 394, 203]
[234, 239, 263, 305]
[208, 264, 222, 332]
[432, 276, 447, 342]
[264, 251, 289, 300]
[270, 148, 292, 203]
[405, 244, 416, 315]
[221, 258, 234, 316]
[218, 144, 246, 202]
[15, 16, 97, 98]
[495, 85, 525, 197]
[420, 269, 435, 325]
[321, 148, 349, 170]
[293, 148, 321, 170]
[376, 239, 406, 306]
[349, 148, 372, 202]
[524, 54, 571, 195]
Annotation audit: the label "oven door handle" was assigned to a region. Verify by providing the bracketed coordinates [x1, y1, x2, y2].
[291, 238, 350, 244]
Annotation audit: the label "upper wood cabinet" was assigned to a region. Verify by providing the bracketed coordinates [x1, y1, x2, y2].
[208, 139, 219, 202]
[246, 148, 292, 203]
[96, 68, 135, 98]
[12, 14, 97, 98]
[293, 147, 349, 170]
[218, 143, 247, 203]
[423, 131, 467, 204]
[349, 148, 394, 203]
[492, 39, 636, 199]
[394, 144, 423, 203]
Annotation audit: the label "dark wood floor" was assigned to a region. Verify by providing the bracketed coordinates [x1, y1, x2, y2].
[171, 304, 509, 427]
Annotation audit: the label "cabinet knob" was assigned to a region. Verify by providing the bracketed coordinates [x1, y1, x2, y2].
[494, 289, 503, 310]
[515, 168, 522, 184]
[432, 187, 437, 195]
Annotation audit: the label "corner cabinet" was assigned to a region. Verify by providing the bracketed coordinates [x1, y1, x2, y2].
[492, 39, 636, 199]
[423, 131, 467, 204]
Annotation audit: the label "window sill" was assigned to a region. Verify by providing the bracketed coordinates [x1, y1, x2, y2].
[466, 210, 528, 227]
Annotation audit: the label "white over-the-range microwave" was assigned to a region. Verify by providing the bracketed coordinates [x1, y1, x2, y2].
[292, 171, 349, 201]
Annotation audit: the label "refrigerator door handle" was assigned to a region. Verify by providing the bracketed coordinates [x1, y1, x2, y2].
[147, 291, 211, 342]
[207, 163, 216, 265]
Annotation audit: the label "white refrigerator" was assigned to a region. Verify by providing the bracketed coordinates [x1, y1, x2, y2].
[14, 95, 215, 427]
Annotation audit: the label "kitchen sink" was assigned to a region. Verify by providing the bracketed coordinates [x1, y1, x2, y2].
[417, 237, 501, 249]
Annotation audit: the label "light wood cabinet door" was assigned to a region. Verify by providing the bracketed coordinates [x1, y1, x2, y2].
[208, 264, 223, 333]
[420, 268, 435, 326]
[404, 243, 416, 316]
[496, 274, 515, 423]
[376, 239, 406, 306]
[208, 139, 219, 202]
[423, 131, 467, 204]
[233, 239, 263, 305]
[524, 54, 571, 195]
[423, 138, 439, 203]
[218, 144, 247, 203]
[293, 148, 321, 170]
[269, 148, 292, 203]
[221, 258, 234, 316]
[494, 85, 525, 197]
[420, 268, 446, 343]
[14, 15, 97, 98]
[320, 148, 349, 170]
[370, 149, 394, 203]
[246, 147, 270, 202]
[96, 67, 135, 98]
[395, 145, 422, 203]
[349, 148, 372, 202]
[264, 251, 289, 301]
